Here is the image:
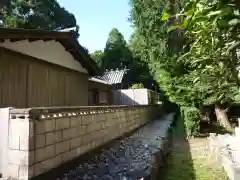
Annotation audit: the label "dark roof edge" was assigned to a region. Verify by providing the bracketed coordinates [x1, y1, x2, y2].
[0, 28, 99, 76]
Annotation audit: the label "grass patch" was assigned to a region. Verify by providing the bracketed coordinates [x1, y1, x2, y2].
[160, 118, 229, 180]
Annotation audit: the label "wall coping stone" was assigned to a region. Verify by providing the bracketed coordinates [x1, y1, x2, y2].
[9, 105, 160, 120]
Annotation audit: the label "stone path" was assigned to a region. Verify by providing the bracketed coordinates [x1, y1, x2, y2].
[57, 113, 175, 180]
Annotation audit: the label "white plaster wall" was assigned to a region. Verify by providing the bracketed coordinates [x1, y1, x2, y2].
[133, 89, 149, 105]
[113, 89, 149, 105]
[0, 40, 88, 73]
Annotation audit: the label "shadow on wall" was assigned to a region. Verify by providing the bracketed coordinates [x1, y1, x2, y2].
[112, 90, 140, 105]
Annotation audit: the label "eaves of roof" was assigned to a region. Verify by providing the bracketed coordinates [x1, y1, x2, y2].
[0, 28, 99, 76]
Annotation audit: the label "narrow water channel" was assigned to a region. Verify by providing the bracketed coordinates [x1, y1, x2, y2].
[57, 114, 174, 180]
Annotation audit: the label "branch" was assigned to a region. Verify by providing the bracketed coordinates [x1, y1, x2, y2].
[223, 107, 229, 113]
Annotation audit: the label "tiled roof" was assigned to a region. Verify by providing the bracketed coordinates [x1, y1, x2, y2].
[94, 69, 128, 85]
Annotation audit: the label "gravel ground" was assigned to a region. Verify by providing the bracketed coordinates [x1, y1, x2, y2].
[57, 113, 175, 180]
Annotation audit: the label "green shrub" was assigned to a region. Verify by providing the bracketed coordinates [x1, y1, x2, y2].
[181, 106, 201, 136]
[131, 83, 144, 89]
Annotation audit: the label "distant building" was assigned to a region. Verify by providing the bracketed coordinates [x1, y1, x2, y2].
[96, 69, 128, 89]
[88, 69, 128, 105]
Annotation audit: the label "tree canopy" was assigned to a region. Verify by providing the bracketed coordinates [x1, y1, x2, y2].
[129, 0, 240, 133]
[91, 50, 104, 68]
[1, 0, 77, 29]
[101, 28, 131, 70]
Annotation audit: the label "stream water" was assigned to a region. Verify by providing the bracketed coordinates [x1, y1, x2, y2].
[57, 114, 174, 180]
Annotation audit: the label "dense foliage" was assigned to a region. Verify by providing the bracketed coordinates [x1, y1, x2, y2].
[172, 0, 240, 105]
[101, 28, 131, 70]
[1, 0, 77, 30]
[181, 106, 201, 136]
[90, 50, 104, 68]
[130, 0, 240, 134]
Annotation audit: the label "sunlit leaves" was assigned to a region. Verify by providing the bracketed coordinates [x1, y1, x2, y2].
[130, 0, 240, 110]
[228, 18, 240, 26]
[167, 25, 183, 32]
[161, 11, 169, 21]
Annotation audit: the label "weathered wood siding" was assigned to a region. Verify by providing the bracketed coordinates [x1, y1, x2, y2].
[0, 47, 88, 108]
[88, 81, 112, 105]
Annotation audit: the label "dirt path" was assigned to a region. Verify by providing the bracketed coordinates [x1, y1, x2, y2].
[160, 120, 228, 180]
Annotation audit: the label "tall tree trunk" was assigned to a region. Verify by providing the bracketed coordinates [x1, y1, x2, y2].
[215, 104, 232, 131]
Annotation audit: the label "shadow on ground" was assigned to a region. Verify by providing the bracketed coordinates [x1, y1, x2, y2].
[199, 121, 233, 137]
[159, 115, 196, 180]
[159, 115, 229, 180]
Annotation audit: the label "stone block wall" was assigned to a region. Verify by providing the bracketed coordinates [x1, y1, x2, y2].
[3, 105, 160, 179]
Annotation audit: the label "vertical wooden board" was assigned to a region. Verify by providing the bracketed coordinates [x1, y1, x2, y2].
[48, 67, 59, 106]
[0, 49, 7, 108]
[50, 69, 57, 106]
[71, 74, 78, 106]
[0, 50, 27, 108]
[13, 55, 27, 107]
[81, 74, 89, 105]
[47, 66, 66, 106]
[58, 69, 66, 105]
[40, 63, 49, 107]
[27, 63, 36, 107]
[68, 73, 74, 106]
[27, 64, 34, 107]
[74, 73, 88, 106]
[65, 71, 70, 106]
[8, 59, 18, 107]
[1, 52, 11, 107]
[65, 72, 88, 106]
[77, 75, 85, 105]
[27, 62, 49, 107]
[67, 73, 77, 106]
[17, 57, 28, 107]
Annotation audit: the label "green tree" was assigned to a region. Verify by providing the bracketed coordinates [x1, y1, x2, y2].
[129, 31, 159, 89]
[91, 50, 104, 68]
[130, 0, 186, 102]
[130, 0, 209, 134]
[102, 28, 131, 70]
[1, 0, 77, 29]
[101, 28, 156, 89]
[169, 0, 240, 130]
[130, 0, 240, 132]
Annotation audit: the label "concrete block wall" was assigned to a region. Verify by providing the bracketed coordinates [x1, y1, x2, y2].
[5, 112, 35, 179]
[3, 105, 160, 180]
